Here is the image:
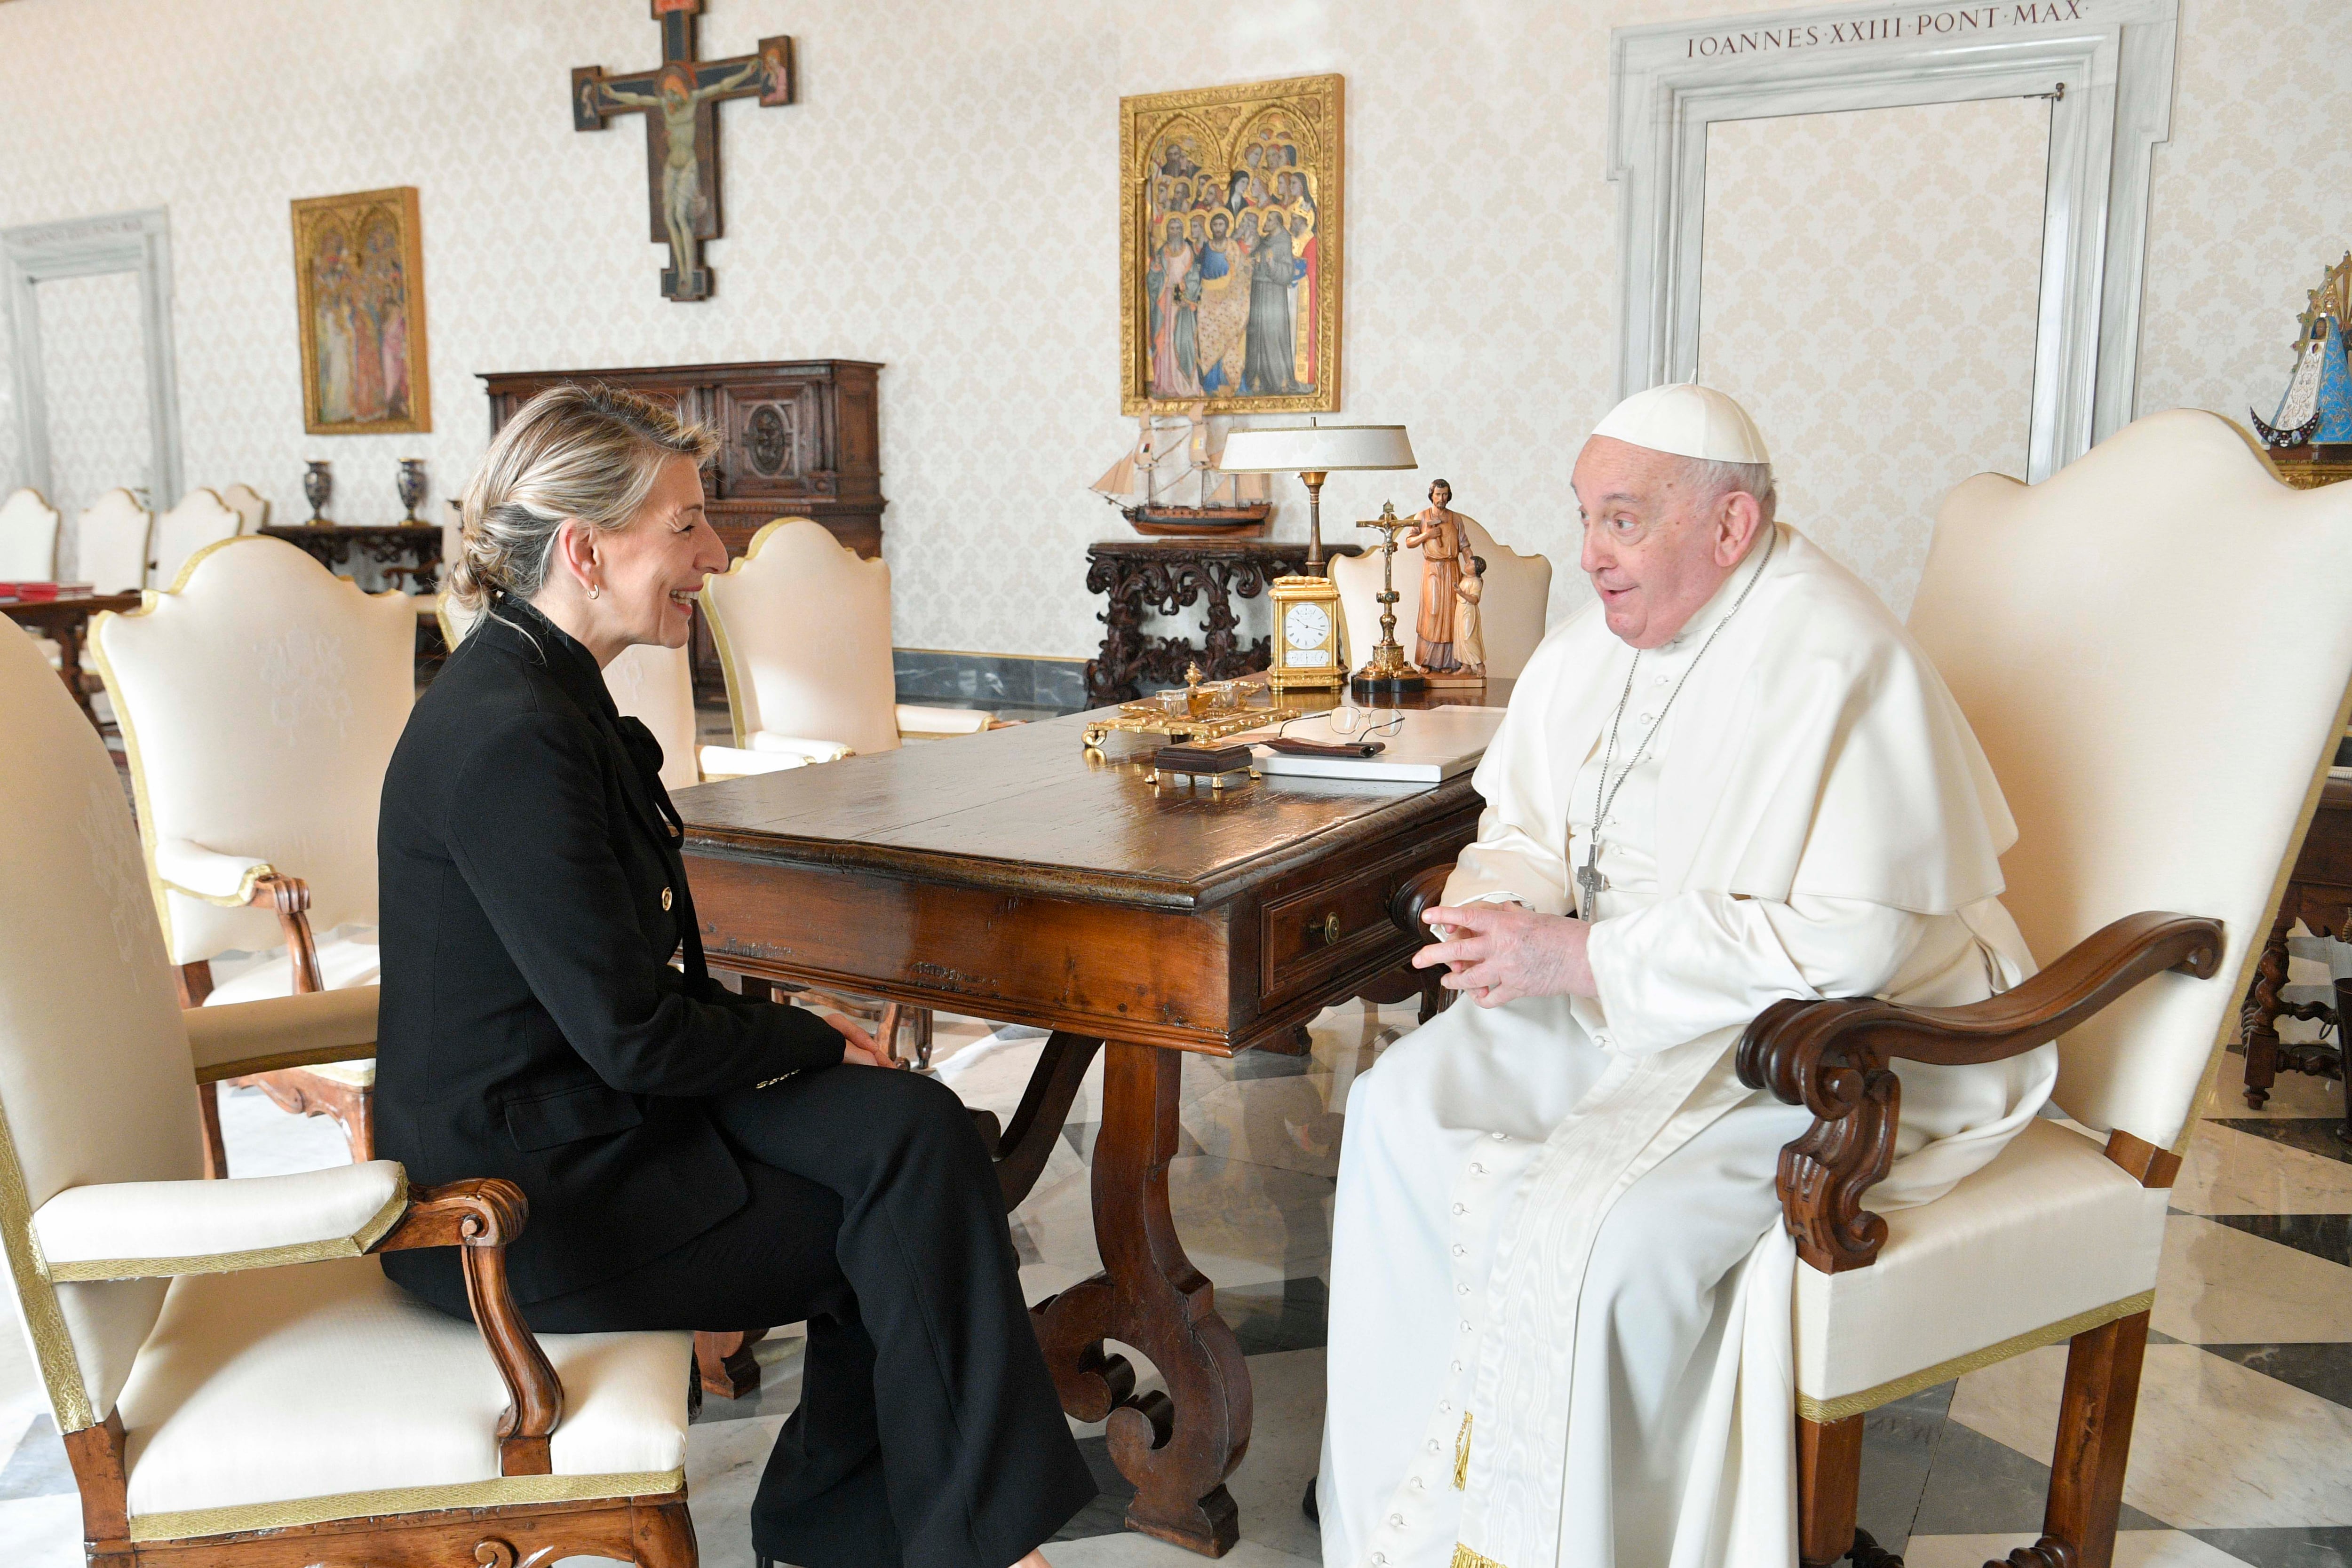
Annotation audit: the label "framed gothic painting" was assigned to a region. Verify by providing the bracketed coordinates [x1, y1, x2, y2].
[1120, 74, 1342, 414]
[291, 186, 431, 435]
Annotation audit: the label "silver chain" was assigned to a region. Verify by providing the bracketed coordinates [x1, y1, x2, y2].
[1579, 527, 1778, 903]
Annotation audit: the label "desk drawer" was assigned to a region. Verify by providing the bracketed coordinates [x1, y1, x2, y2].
[1258, 825, 1473, 1003]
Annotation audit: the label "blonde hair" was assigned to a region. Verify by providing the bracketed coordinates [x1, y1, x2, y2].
[447, 383, 718, 628]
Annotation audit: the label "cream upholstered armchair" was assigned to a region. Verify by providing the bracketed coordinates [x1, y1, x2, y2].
[604, 639, 815, 785]
[148, 488, 245, 589]
[93, 535, 414, 1172]
[217, 482, 270, 535]
[77, 488, 154, 595]
[1330, 513, 1552, 679]
[439, 599, 806, 787]
[1396, 411, 2352, 1568]
[700, 517, 993, 759]
[0, 485, 62, 580]
[0, 624, 697, 1568]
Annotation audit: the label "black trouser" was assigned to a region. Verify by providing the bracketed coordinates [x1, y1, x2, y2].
[396, 1066, 1095, 1568]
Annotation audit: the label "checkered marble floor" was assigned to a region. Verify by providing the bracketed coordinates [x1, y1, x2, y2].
[2, 1003, 2345, 1567]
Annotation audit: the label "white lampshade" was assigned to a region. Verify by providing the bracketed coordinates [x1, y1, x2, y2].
[1217, 423, 1416, 474]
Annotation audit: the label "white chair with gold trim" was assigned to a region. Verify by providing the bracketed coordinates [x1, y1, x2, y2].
[76, 488, 154, 595]
[217, 482, 270, 535]
[603, 640, 812, 786]
[1331, 514, 1551, 679]
[0, 486, 62, 581]
[149, 489, 243, 590]
[93, 535, 414, 1173]
[699, 518, 993, 760]
[1395, 412, 2352, 1568]
[0, 623, 697, 1566]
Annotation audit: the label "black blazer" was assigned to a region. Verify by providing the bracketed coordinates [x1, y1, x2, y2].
[374, 598, 841, 1304]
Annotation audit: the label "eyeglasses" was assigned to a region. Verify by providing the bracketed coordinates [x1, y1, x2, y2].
[1275, 705, 1406, 742]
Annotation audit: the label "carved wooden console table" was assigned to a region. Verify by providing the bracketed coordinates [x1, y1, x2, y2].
[260, 524, 444, 590]
[2242, 773, 2352, 1132]
[1084, 538, 1360, 705]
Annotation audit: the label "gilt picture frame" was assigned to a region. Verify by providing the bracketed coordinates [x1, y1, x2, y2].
[1121, 74, 1342, 415]
[291, 186, 431, 435]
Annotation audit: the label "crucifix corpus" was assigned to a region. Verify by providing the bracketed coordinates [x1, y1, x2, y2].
[572, 0, 795, 302]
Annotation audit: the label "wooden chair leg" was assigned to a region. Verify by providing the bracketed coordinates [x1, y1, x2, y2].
[694, 1328, 768, 1400]
[197, 1079, 229, 1179]
[1796, 1412, 1863, 1568]
[2240, 906, 2293, 1108]
[1990, 1309, 2151, 1568]
[631, 1494, 699, 1566]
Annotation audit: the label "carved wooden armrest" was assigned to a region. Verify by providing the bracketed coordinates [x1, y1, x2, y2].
[1390, 862, 1455, 943]
[247, 871, 324, 995]
[1734, 911, 2224, 1274]
[370, 1178, 562, 1475]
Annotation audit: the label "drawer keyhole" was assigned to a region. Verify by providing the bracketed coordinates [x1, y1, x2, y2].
[1311, 911, 1342, 946]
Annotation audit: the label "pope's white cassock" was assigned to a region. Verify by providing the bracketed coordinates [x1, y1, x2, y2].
[1320, 399, 2056, 1568]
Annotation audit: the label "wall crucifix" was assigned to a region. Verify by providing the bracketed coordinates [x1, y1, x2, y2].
[571, 0, 795, 302]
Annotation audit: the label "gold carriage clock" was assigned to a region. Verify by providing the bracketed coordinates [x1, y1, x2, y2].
[1267, 574, 1346, 692]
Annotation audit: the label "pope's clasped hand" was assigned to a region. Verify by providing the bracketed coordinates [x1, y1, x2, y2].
[1413, 902, 1599, 1007]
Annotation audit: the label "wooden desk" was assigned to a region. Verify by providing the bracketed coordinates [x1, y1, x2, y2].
[679, 685, 1503, 1554]
[3, 592, 141, 729]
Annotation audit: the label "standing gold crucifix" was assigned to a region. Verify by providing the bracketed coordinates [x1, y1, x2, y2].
[572, 0, 795, 301]
[1352, 501, 1429, 699]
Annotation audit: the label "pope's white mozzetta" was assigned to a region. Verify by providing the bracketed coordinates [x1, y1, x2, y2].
[1319, 387, 2054, 1568]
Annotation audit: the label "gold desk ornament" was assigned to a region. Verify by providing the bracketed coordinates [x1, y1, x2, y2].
[1351, 501, 1428, 700]
[1082, 665, 1307, 750]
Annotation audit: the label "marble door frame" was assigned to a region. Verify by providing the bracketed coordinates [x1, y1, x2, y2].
[1607, 0, 2178, 481]
[3, 206, 184, 508]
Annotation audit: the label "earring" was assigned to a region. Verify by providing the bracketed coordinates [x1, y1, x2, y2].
[589, 583, 601, 600]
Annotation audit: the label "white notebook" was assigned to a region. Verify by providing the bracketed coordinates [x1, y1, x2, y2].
[1250, 705, 1506, 784]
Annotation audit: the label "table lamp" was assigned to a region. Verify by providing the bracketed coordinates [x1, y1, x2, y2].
[1217, 421, 1416, 574]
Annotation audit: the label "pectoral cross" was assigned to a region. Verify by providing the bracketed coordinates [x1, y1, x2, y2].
[572, 0, 795, 301]
[1576, 862, 1608, 903]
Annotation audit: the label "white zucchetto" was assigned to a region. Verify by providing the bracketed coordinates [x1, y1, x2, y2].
[1590, 383, 1771, 465]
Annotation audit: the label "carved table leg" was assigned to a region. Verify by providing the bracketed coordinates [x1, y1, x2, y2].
[2241, 904, 2294, 1108]
[49, 614, 102, 729]
[1034, 1042, 1249, 1555]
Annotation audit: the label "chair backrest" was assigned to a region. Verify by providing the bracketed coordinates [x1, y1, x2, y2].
[437, 592, 481, 651]
[1458, 517, 1552, 678]
[0, 626, 200, 1433]
[1328, 516, 1552, 679]
[92, 537, 416, 964]
[149, 489, 243, 590]
[1907, 410, 2352, 1151]
[76, 489, 152, 594]
[605, 641, 702, 791]
[0, 488, 62, 580]
[700, 518, 901, 757]
[218, 483, 270, 534]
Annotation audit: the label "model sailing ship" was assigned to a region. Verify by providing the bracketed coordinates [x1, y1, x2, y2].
[1090, 404, 1273, 537]
[2254, 252, 2352, 455]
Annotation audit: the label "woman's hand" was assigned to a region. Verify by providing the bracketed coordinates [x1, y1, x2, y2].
[821, 1012, 889, 1069]
[1411, 903, 1597, 1007]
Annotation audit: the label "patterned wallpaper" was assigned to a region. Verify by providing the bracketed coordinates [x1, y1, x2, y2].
[0, 0, 2343, 656]
[34, 271, 153, 556]
[1699, 97, 2048, 617]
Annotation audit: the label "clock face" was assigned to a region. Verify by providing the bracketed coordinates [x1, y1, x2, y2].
[1283, 602, 1332, 649]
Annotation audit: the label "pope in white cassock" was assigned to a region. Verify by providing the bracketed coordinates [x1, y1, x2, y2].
[1318, 385, 2056, 1568]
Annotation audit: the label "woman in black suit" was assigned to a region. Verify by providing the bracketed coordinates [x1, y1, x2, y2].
[376, 385, 1093, 1568]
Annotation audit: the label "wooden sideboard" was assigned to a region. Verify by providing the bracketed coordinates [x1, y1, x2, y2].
[481, 359, 884, 691]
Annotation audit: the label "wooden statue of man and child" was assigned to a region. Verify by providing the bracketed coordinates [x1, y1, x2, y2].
[1401, 478, 1487, 682]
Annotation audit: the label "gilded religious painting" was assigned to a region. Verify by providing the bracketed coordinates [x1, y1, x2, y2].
[291, 186, 431, 435]
[1120, 75, 1342, 414]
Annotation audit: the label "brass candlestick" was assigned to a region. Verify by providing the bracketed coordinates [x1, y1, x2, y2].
[1351, 501, 1426, 699]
